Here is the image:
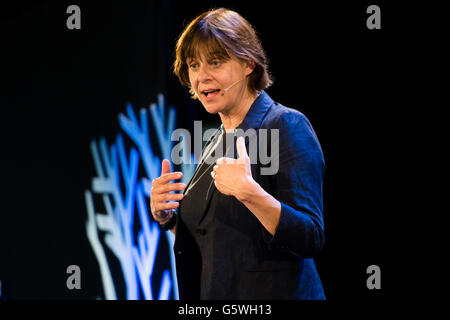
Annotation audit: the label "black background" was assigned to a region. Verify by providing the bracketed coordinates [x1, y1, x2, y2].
[0, 0, 410, 302]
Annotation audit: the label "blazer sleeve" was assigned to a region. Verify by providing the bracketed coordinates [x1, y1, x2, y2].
[262, 109, 325, 258]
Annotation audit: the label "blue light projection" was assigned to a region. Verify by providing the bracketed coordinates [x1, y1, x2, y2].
[84, 94, 196, 300]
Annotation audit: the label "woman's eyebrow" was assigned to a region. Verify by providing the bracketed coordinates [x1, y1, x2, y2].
[206, 55, 227, 63]
[186, 57, 196, 64]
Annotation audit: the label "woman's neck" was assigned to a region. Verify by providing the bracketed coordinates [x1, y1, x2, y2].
[219, 90, 258, 131]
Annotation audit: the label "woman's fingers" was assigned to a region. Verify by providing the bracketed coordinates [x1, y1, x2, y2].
[150, 164, 186, 223]
[151, 193, 183, 207]
[157, 192, 184, 202]
[154, 201, 180, 211]
[155, 171, 183, 184]
[153, 182, 186, 194]
[151, 179, 185, 216]
[161, 159, 172, 176]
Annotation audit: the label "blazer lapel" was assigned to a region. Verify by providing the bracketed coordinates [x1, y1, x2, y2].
[197, 132, 257, 225]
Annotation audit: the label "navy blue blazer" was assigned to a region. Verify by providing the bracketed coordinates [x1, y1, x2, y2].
[174, 91, 326, 299]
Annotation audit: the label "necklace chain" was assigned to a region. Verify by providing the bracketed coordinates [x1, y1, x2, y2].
[183, 126, 237, 198]
[184, 129, 223, 196]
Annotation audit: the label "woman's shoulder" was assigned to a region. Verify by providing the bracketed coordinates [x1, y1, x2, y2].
[263, 100, 312, 131]
[261, 97, 323, 157]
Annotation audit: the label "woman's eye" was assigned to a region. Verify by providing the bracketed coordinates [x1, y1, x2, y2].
[189, 63, 199, 70]
[212, 61, 221, 67]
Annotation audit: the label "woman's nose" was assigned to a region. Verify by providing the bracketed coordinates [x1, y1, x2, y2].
[197, 65, 212, 82]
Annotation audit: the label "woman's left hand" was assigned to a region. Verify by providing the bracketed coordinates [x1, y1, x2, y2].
[211, 136, 255, 200]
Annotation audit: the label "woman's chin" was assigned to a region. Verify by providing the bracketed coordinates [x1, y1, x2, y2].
[202, 103, 223, 114]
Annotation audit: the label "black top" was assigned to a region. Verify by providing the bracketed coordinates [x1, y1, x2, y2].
[178, 128, 236, 298]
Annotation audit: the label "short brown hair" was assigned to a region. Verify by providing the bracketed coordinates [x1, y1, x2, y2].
[173, 8, 273, 98]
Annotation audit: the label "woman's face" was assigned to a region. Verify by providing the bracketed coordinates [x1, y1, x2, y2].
[187, 49, 254, 114]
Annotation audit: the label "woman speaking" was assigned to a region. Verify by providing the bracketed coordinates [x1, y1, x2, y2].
[150, 8, 326, 300]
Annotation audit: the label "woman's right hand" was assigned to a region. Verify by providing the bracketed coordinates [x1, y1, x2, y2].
[150, 159, 186, 224]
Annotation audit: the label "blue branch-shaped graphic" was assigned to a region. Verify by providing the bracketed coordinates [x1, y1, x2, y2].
[85, 93, 193, 300]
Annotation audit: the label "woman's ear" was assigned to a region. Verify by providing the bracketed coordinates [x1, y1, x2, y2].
[245, 59, 256, 76]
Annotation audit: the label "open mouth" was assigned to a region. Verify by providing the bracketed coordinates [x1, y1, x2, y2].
[202, 89, 221, 97]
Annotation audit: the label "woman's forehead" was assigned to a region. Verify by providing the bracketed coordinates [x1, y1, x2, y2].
[186, 40, 229, 62]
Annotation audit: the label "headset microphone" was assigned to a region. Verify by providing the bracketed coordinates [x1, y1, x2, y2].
[221, 78, 246, 96]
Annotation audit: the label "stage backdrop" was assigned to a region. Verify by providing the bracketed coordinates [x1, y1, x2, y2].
[1, 0, 395, 299]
